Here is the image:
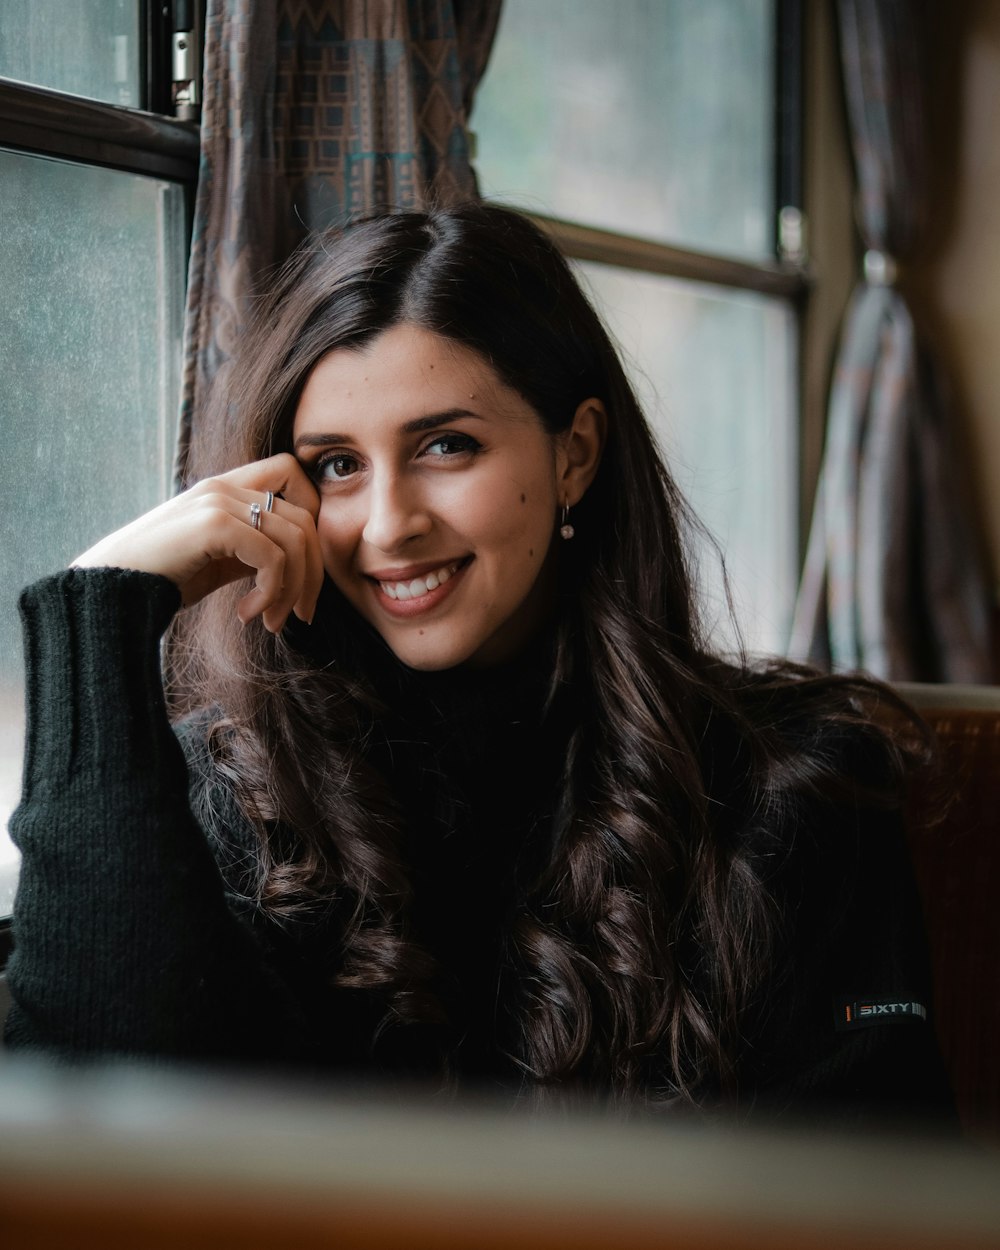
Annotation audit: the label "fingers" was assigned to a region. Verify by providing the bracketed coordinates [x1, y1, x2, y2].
[210, 453, 325, 629]
[227, 499, 319, 632]
[189, 466, 324, 632]
[225, 453, 320, 521]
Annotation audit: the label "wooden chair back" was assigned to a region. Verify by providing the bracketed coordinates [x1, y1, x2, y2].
[896, 682, 1000, 1144]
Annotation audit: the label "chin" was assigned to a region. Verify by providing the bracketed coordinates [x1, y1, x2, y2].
[377, 632, 476, 673]
[399, 655, 462, 673]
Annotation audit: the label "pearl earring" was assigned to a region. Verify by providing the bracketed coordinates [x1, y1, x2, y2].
[560, 502, 575, 540]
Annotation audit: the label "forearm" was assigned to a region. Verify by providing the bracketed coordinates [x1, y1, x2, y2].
[6, 568, 304, 1061]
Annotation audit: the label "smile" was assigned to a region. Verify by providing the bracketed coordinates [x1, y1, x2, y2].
[378, 560, 462, 601]
[364, 557, 473, 619]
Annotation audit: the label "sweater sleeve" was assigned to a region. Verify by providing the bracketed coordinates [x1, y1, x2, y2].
[4, 567, 313, 1064]
[747, 797, 956, 1133]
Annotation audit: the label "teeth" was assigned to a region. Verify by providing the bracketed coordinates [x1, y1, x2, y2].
[379, 562, 459, 601]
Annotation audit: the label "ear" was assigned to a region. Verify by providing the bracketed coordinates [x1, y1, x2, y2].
[555, 398, 607, 506]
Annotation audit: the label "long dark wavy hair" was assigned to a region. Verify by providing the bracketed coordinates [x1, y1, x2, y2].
[171, 203, 920, 1107]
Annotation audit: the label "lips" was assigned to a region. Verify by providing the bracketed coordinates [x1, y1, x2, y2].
[364, 556, 471, 615]
[377, 560, 461, 601]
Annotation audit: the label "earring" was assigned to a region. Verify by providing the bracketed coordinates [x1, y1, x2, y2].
[560, 502, 575, 540]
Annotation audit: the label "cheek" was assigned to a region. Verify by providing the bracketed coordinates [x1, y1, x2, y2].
[315, 504, 356, 575]
[468, 479, 556, 564]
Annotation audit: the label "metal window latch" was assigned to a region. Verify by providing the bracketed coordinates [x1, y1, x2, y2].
[778, 206, 807, 265]
[172, 2, 199, 121]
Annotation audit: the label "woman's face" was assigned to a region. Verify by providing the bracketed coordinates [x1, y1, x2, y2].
[292, 323, 569, 670]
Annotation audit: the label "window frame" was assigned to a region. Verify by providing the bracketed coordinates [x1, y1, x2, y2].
[0, 3, 204, 961]
[0, 77, 199, 181]
[515, 0, 807, 326]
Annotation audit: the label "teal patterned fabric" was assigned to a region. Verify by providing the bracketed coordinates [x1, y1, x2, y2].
[178, 0, 501, 482]
[790, 0, 993, 682]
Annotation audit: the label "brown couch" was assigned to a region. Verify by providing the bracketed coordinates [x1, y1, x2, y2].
[896, 682, 1000, 1145]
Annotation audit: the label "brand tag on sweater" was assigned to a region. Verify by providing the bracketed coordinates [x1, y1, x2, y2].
[835, 997, 928, 1032]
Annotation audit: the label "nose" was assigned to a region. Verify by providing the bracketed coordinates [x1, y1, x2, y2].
[361, 471, 433, 553]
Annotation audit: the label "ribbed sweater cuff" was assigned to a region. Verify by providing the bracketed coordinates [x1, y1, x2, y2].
[18, 567, 182, 804]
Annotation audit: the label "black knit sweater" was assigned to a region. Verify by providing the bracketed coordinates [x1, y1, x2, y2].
[5, 568, 955, 1128]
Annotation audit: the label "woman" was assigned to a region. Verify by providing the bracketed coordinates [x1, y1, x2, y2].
[6, 204, 950, 1124]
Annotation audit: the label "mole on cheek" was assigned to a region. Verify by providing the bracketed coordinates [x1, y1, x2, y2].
[529, 548, 534, 558]
[520, 493, 526, 504]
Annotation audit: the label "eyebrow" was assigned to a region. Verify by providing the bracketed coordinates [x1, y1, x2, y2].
[293, 408, 483, 452]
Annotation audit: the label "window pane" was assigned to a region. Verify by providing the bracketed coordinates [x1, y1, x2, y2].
[473, 0, 776, 260]
[0, 0, 140, 108]
[577, 262, 797, 655]
[0, 150, 186, 915]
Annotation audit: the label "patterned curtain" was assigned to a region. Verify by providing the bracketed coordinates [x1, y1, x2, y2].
[789, 0, 994, 682]
[177, 0, 502, 483]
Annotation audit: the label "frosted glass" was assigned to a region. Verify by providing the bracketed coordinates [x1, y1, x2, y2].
[0, 149, 186, 915]
[0, 0, 140, 107]
[473, 0, 776, 260]
[577, 262, 797, 657]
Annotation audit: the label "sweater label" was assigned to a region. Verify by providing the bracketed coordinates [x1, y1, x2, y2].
[835, 998, 928, 1032]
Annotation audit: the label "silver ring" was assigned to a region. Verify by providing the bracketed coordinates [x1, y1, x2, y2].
[249, 501, 262, 531]
[263, 490, 274, 513]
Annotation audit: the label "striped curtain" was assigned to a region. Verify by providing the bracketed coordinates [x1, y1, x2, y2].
[177, 0, 502, 484]
[790, 0, 993, 682]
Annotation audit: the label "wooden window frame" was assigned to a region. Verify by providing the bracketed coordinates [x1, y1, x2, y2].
[0, 3, 204, 961]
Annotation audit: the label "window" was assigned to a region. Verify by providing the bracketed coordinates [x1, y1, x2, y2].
[0, 1, 143, 107]
[0, 3, 201, 921]
[471, 0, 805, 656]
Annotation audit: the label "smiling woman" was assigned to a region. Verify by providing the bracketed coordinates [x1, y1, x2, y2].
[4, 204, 953, 1129]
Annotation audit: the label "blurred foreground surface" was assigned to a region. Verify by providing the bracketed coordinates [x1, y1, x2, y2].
[0, 1058, 998, 1250]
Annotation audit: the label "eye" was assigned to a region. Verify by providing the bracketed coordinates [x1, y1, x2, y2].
[422, 433, 481, 459]
[314, 452, 361, 481]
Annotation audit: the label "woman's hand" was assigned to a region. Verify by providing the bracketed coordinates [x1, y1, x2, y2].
[73, 454, 324, 633]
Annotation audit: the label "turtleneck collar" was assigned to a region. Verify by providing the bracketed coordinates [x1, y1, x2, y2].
[370, 625, 557, 743]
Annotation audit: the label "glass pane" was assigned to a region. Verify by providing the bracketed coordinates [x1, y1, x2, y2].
[577, 262, 797, 656]
[473, 0, 776, 260]
[0, 0, 140, 108]
[0, 150, 186, 915]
